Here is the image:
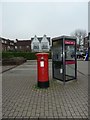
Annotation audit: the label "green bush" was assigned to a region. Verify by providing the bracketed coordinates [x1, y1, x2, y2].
[2, 52, 51, 60]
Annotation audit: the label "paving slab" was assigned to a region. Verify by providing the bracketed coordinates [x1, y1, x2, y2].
[2, 60, 88, 119]
[77, 61, 88, 76]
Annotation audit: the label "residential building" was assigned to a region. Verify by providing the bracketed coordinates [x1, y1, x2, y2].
[15, 39, 31, 52]
[0, 37, 15, 51]
[31, 35, 51, 52]
[0, 37, 31, 52]
[83, 36, 88, 51]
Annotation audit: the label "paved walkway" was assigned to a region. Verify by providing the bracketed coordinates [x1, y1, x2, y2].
[2, 60, 88, 119]
[77, 61, 88, 76]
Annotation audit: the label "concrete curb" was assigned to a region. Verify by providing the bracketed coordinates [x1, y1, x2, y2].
[2, 61, 27, 73]
[2, 65, 17, 73]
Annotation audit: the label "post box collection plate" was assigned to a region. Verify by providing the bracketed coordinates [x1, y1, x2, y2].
[40, 61, 44, 67]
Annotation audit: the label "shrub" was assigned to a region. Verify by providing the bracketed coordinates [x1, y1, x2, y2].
[2, 51, 51, 60]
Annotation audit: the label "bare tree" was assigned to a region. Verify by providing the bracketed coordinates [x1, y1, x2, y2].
[71, 29, 87, 45]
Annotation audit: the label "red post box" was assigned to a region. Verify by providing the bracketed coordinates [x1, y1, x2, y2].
[36, 53, 49, 88]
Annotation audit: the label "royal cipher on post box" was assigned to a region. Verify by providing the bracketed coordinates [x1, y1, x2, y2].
[36, 53, 49, 88]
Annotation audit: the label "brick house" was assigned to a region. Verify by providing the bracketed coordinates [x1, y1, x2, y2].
[0, 37, 15, 51]
[0, 37, 31, 52]
[15, 39, 31, 52]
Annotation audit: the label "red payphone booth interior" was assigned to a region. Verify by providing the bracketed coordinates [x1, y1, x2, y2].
[36, 53, 49, 88]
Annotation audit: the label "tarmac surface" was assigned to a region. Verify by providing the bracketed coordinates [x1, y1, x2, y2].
[2, 60, 88, 119]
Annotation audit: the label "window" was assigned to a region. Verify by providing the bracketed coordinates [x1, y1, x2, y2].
[2, 40, 4, 43]
[26, 46, 29, 48]
[33, 45, 39, 49]
[41, 42, 48, 49]
[10, 42, 14, 45]
[7, 46, 10, 49]
[15, 46, 17, 49]
[19, 46, 22, 49]
[33, 43, 39, 50]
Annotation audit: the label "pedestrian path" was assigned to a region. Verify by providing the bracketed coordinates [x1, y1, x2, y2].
[77, 61, 88, 76]
[2, 60, 88, 119]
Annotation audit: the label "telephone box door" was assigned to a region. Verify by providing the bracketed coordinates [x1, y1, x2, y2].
[65, 40, 77, 81]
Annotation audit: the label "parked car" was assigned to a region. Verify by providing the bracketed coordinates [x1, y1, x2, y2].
[71, 51, 85, 59]
[77, 51, 85, 59]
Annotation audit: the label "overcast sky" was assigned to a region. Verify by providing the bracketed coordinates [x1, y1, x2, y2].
[1, 2, 88, 40]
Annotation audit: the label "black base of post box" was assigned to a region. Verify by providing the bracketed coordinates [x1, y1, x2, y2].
[38, 81, 49, 88]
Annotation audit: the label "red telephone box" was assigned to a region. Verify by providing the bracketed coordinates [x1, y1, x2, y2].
[52, 36, 77, 84]
[36, 53, 49, 88]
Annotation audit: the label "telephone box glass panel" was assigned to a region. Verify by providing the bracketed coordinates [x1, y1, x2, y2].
[52, 40, 63, 81]
[65, 40, 76, 80]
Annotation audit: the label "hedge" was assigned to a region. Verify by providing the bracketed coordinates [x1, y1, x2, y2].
[2, 52, 51, 60]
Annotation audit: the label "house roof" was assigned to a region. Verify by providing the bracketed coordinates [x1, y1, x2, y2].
[31, 37, 50, 43]
[15, 40, 31, 46]
[0, 37, 14, 43]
